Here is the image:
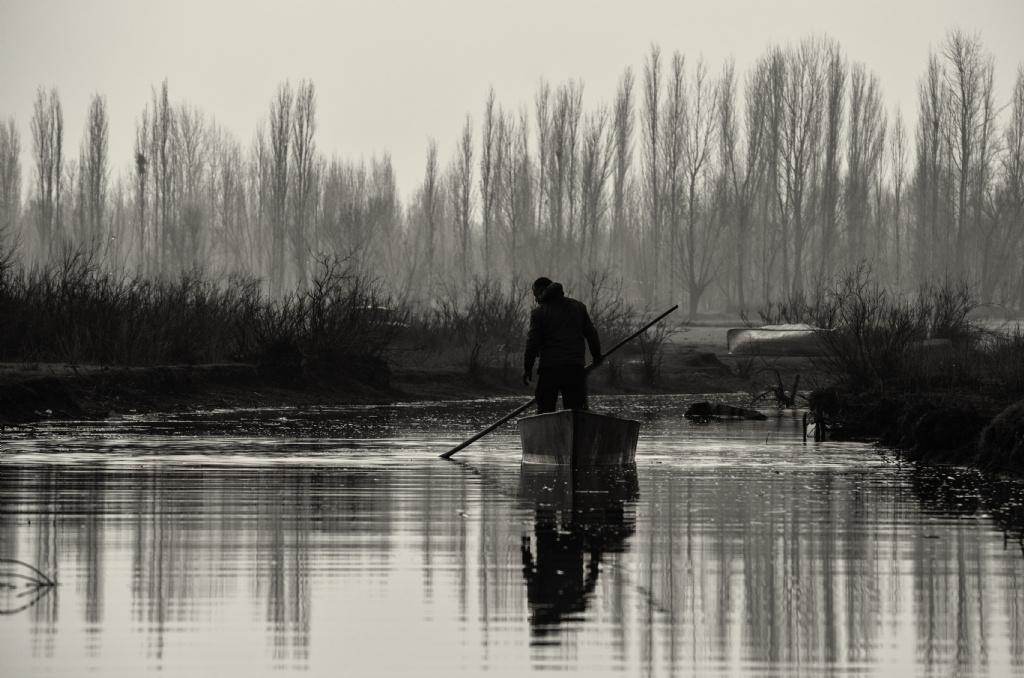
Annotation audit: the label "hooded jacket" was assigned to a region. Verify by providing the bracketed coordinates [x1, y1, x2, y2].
[523, 283, 601, 372]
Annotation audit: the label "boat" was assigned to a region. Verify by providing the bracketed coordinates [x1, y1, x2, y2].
[726, 323, 829, 356]
[517, 409, 640, 467]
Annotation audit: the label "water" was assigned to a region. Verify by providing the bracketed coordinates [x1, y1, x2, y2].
[1, 395, 1022, 677]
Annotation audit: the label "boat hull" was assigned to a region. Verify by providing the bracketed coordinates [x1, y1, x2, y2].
[726, 326, 828, 356]
[518, 410, 640, 467]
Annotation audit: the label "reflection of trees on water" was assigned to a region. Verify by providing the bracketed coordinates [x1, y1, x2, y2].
[1, 457, 1022, 673]
[634, 467, 1024, 673]
[0, 460, 523, 668]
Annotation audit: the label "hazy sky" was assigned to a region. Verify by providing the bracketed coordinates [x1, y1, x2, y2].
[2, 0, 1022, 200]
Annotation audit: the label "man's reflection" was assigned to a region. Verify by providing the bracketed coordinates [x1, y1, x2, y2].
[519, 464, 638, 639]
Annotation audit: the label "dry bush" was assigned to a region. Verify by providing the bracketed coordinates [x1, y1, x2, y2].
[577, 271, 638, 385]
[0, 248, 407, 386]
[427, 278, 527, 380]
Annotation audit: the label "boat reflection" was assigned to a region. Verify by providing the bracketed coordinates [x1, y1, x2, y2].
[518, 463, 639, 640]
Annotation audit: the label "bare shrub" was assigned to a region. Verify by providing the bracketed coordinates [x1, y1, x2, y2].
[431, 278, 527, 380]
[0, 248, 407, 386]
[637, 309, 676, 386]
[577, 271, 638, 385]
[980, 325, 1024, 399]
[925, 280, 977, 344]
[755, 265, 992, 396]
[242, 255, 406, 385]
[750, 284, 835, 328]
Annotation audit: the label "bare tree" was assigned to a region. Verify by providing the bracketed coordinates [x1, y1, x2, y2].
[421, 137, 440, 295]
[662, 51, 686, 300]
[776, 39, 825, 296]
[367, 154, 404, 295]
[678, 57, 722, 317]
[290, 80, 317, 290]
[846, 62, 886, 266]
[132, 111, 150, 272]
[212, 126, 252, 272]
[79, 94, 108, 250]
[151, 79, 174, 274]
[548, 80, 583, 255]
[247, 121, 272, 279]
[889, 107, 908, 290]
[914, 52, 945, 284]
[1005, 67, 1024, 308]
[480, 88, 498, 273]
[448, 115, 474, 283]
[980, 65, 1024, 305]
[758, 46, 788, 303]
[720, 57, 768, 312]
[610, 68, 634, 265]
[816, 43, 846, 282]
[175, 103, 208, 270]
[639, 44, 664, 304]
[497, 108, 533, 280]
[0, 118, 21, 270]
[31, 86, 64, 258]
[941, 28, 996, 277]
[534, 80, 551, 246]
[268, 82, 293, 295]
[578, 106, 612, 265]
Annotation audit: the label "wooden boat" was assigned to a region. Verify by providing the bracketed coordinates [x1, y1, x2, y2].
[726, 323, 829, 356]
[518, 410, 640, 467]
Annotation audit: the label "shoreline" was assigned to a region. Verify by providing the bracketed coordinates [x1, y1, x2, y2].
[0, 330, 779, 426]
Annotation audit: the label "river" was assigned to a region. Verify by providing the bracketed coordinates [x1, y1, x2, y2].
[1, 395, 1022, 677]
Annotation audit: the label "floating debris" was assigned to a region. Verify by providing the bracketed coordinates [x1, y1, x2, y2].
[0, 558, 56, 615]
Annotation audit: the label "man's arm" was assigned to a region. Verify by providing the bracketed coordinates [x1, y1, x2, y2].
[523, 307, 543, 384]
[581, 304, 602, 364]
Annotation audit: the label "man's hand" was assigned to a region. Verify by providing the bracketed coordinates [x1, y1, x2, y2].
[592, 352, 605, 366]
[522, 369, 532, 386]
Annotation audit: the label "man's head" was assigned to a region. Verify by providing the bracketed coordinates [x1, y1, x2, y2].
[532, 277, 552, 302]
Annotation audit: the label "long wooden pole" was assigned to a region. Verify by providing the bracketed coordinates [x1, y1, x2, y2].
[439, 305, 678, 459]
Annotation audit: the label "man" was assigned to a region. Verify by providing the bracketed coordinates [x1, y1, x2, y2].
[522, 277, 603, 413]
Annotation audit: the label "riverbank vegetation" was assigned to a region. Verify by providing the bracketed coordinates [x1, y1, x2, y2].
[759, 266, 1024, 474]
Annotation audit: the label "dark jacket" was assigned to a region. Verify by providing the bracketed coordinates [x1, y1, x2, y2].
[524, 283, 601, 372]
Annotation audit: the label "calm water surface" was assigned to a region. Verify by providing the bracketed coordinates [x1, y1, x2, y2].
[1, 395, 1022, 677]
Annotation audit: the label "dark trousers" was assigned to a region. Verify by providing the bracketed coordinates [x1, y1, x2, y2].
[535, 364, 587, 413]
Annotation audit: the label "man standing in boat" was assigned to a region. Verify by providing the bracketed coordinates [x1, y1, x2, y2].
[522, 277, 603, 413]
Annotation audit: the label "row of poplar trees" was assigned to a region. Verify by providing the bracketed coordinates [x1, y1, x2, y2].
[1, 30, 1022, 316]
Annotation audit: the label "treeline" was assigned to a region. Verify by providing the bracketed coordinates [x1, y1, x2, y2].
[1, 30, 1023, 317]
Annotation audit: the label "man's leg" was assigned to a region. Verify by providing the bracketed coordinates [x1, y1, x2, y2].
[535, 369, 559, 413]
[559, 364, 588, 411]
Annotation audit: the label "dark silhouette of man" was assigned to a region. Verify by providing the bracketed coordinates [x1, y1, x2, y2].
[522, 277, 602, 413]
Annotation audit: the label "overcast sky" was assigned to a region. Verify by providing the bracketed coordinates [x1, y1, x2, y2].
[2, 0, 1022, 200]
